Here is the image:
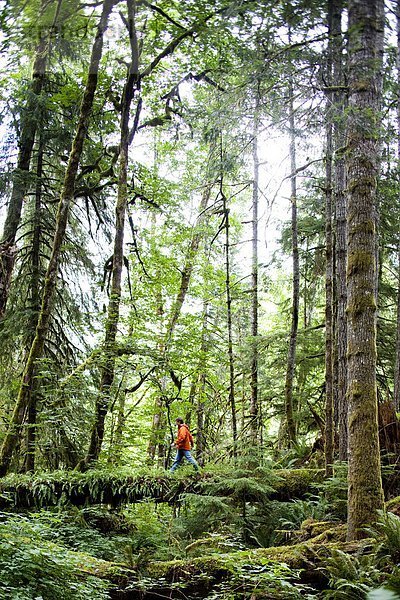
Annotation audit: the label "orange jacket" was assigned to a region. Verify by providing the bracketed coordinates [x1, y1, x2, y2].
[175, 424, 193, 450]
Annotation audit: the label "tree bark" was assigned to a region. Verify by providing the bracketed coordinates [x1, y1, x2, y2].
[394, 0, 400, 412]
[82, 0, 139, 468]
[284, 63, 299, 447]
[330, 0, 348, 462]
[249, 106, 259, 445]
[22, 136, 45, 473]
[324, 0, 335, 478]
[223, 193, 238, 457]
[346, 0, 385, 540]
[195, 301, 209, 466]
[0, 0, 115, 477]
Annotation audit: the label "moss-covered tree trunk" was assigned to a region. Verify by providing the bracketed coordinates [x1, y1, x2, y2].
[0, 0, 115, 478]
[82, 0, 140, 468]
[346, 0, 384, 540]
[284, 63, 299, 447]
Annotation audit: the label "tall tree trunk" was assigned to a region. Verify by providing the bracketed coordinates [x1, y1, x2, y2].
[147, 268, 166, 462]
[223, 191, 238, 456]
[0, 0, 115, 477]
[83, 0, 139, 468]
[331, 0, 348, 462]
[249, 107, 259, 445]
[0, 0, 62, 319]
[22, 137, 45, 473]
[394, 0, 400, 412]
[325, 0, 335, 478]
[346, 0, 384, 540]
[284, 66, 299, 447]
[195, 301, 209, 466]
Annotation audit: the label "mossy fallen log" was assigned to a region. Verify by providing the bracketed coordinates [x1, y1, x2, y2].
[106, 538, 372, 599]
[0, 468, 324, 509]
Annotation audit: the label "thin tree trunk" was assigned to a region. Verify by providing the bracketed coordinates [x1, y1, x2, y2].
[346, 0, 384, 540]
[223, 191, 238, 456]
[83, 0, 139, 468]
[0, 0, 62, 319]
[0, 0, 115, 477]
[164, 182, 213, 347]
[148, 159, 214, 461]
[250, 107, 259, 445]
[147, 275, 166, 462]
[284, 65, 299, 447]
[196, 301, 209, 466]
[394, 0, 400, 412]
[325, 0, 335, 478]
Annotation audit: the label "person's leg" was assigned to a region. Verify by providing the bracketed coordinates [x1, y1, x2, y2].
[170, 449, 184, 472]
[183, 450, 199, 471]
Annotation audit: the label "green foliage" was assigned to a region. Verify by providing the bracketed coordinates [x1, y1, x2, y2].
[278, 496, 330, 531]
[366, 511, 400, 561]
[321, 549, 382, 599]
[318, 464, 349, 521]
[0, 512, 109, 599]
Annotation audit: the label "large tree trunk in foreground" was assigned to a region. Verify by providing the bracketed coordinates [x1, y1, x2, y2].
[0, 0, 115, 478]
[82, 0, 139, 468]
[346, 0, 384, 541]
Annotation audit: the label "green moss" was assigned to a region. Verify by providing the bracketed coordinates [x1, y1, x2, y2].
[347, 176, 377, 196]
[146, 539, 372, 584]
[272, 469, 324, 500]
[347, 250, 374, 276]
[386, 497, 400, 516]
[347, 293, 376, 318]
[348, 219, 375, 236]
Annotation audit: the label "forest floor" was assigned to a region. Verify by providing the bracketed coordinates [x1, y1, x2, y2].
[1, 465, 400, 599]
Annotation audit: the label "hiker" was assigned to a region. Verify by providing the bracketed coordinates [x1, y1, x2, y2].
[170, 418, 199, 473]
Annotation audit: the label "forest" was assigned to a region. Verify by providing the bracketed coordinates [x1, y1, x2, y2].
[1, 0, 400, 597]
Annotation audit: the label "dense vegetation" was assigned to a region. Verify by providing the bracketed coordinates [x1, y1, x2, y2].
[1, 0, 400, 597]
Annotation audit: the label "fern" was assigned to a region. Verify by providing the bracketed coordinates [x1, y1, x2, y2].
[322, 549, 382, 599]
[365, 511, 400, 560]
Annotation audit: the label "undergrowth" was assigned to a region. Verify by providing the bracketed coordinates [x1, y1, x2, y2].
[0, 512, 110, 599]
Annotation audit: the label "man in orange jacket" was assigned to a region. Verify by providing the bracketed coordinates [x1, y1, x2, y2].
[170, 417, 199, 473]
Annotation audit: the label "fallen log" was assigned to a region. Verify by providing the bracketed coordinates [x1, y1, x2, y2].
[107, 538, 372, 599]
[0, 468, 324, 509]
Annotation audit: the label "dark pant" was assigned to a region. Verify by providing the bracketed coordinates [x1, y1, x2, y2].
[170, 449, 199, 472]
